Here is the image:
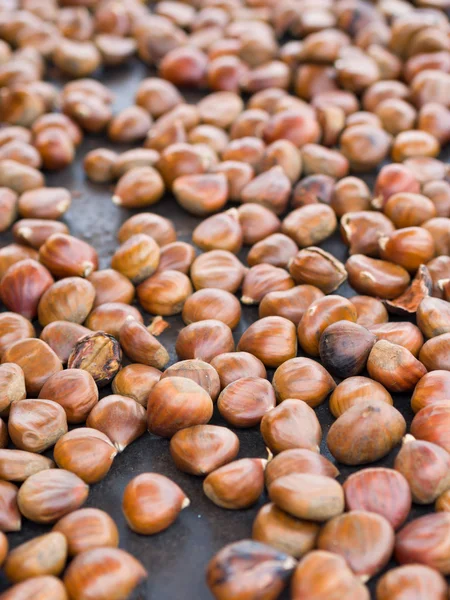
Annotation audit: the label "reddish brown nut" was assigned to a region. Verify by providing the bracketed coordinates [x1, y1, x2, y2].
[436, 490, 450, 513]
[157, 241, 195, 274]
[292, 174, 335, 209]
[327, 399, 406, 465]
[161, 359, 220, 402]
[67, 331, 122, 388]
[319, 321, 376, 378]
[383, 265, 433, 316]
[395, 513, 450, 574]
[18, 188, 71, 220]
[34, 128, 75, 171]
[419, 333, 450, 371]
[331, 176, 370, 217]
[190, 250, 246, 293]
[0, 160, 44, 195]
[237, 203, 280, 245]
[0, 576, 69, 600]
[411, 370, 450, 413]
[206, 539, 295, 600]
[170, 425, 239, 476]
[368, 322, 424, 357]
[17, 469, 89, 524]
[265, 449, 339, 489]
[112, 148, 160, 179]
[39, 234, 98, 279]
[176, 319, 235, 363]
[112, 364, 161, 408]
[410, 402, 450, 454]
[0, 311, 36, 358]
[0, 259, 53, 320]
[87, 394, 146, 452]
[0, 187, 18, 232]
[0, 480, 21, 532]
[53, 508, 119, 557]
[367, 340, 427, 392]
[383, 193, 437, 228]
[210, 352, 266, 389]
[137, 269, 192, 316]
[192, 209, 243, 254]
[340, 124, 392, 171]
[238, 316, 297, 368]
[391, 130, 440, 163]
[341, 211, 395, 257]
[112, 166, 164, 208]
[108, 106, 152, 144]
[38, 369, 98, 424]
[240, 166, 291, 215]
[317, 511, 395, 579]
[182, 289, 241, 330]
[87, 269, 135, 307]
[373, 163, 421, 209]
[301, 144, 349, 179]
[12, 219, 69, 250]
[259, 285, 324, 326]
[272, 357, 336, 407]
[350, 296, 388, 328]
[0, 449, 54, 483]
[417, 297, 450, 339]
[329, 376, 393, 418]
[217, 377, 276, 428]
[376, 564, 448, 600]
[289, 248, 346, 295]
[110, 234, 160, 285]
[261, 399, 322, 455]
[123, 472, 189, 535]
[85, 303, 143, 339]
[203, 458, 266, 509]
[37, 277, 95, 327]
[281, 204, 337, 248]
[40, 322, 91, 366]
[83, 148, 118, 183]
[118, 213, 176, 246]
[147, 377, 213, 438]
[241, 264, 295, 305]
[119, 318, 169, 370]
[346, 255, 410, 299]
[173, 172, 228, 215]
[8, 398, 67, 453]
[247, 234, 298, 269]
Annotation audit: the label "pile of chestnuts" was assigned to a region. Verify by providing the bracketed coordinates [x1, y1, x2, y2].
[0, 0, 449, 598]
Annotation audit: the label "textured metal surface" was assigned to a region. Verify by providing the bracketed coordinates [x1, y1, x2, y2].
[0, 59, 447, 599]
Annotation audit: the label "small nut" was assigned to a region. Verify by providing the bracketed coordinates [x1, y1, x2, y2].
[410, 402, 450, 454]
[376, 564, 448, 600]
[237, 316, 297, 368]
[18, 188, 71, 220]
[248, 233, 298, 269]
[8, 398, 67, 454]
[176, 319, 235, 363]
[345, 254, 410, 299]
[4, 531, 67, 583]
[53, 508, 119, 556]
[111, 234, 160, 284]
[88, 269, 135, 307]
[265, 449, 339, 489]
[203, 458, 266, 509]
[368, 322, 424, 358]
[0, 480, 21, 532]
[288, 247, 347, 294]
[217, 377, 276, 428]
[192, 209, 243, 254]
[40, 321, 91, 365]
[182, 289, 241, 330]
[13, 219, 69, 250]
[0, 312, 35, 359]
[118, 213, 176, 246]
[350, 296, 388, 328]
[419, 332, 450, 371]
[282, 204, 337, 248]
[37, 277, 96, 326]
[319, 321, 376, 378]
[137, 269, 192, 315]
[367, 340, 427, 392]
[411, 370, 450, 413]
[0, 259, 54, 320]
[112, 364, 161, 408]
[161, 359, 220, 402]
[210, 352, 266, 389]
[329, 376, 393, 418]
[39, 233, 98, 279]
[190, 250, 246, 293]
[119, 318, 169, 370]
[85, 303, 143, 339]
[67, 331, 122, 388]
[241, 264, 295, 306]
[272, 357, 336, 407]
[0, 363, 26, 414]
[0, 449, 54, 482]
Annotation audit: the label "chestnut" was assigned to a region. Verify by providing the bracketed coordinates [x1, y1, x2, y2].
[259, 285, 324, 326]
[248, 234, 298, 269]
[68, 331, 122, 388]
[350, 296, 388, 328]
[192, 209, 243, 254]
[119, 318, 169, 370]
[190, 250, 246, 293]
[40, 321, 91, 366]
[161, 359, 220, 402]
[241, 264, 295, 305]
[417, 296, 450, 339]
[217, 377, 276, 428]
[182, 288, 241, 330]
[378, 227, 435, 273]
[237, 203, 280, 245]
[281, 204, 337, 248]
[265, 449, 339, 489]
[367, 340, 427, 392]
[176, 319, 235, 363]
[111, 233, 160, 284]
[210, 352, 267, 390]
[319, 321, 376, 378]
[289, 247, 347, 294]
[410, 402, 450, 454]
[37, 277, 95, 327]
[329, 376, 393, 418]
[85, 303, 143, 339]
[272, 357, 336, 407]
[0, 259, 54, 320]
[341, 211, 395, 257]
[87, 269, 135, 307]
[237, 316, 297, 368]
[411, 370, 450, 413]
[419, 333, 450, 371]
[8, 398, 67, 454]
[53, 508, 119, 556]
[157, 241, 196, 274]
[376, 564, 448, 600]
[137, 269, 192, 316]
[240, 166, 291, 215]
[118, 213, 176, 247]
[345, 255, 410, 299]
[112, 364, 161, 408]
[203, 458, 265, 509]
[368, 322, 424, 358]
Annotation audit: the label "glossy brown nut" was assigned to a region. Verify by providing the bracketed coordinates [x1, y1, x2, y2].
[53, 39, 101, 77]
[39, 234, 98, 279]
[260, 139, 302, 183]
[123, 472, 189, 535]
[265, 449, 339, 489]
[38, 369, 98, 424]
[175, 319, 235, 363]
[292, 174, 335, 209]
[53, 428, 116, 484]
[111, 234, 160, 284]
[261, 399, 322, 455]
[297, 295, 357, 357]
[8, 398, 67, 453]
[411, 370, 450, 413]
[0, 575, 69, 600]
[210, 352, 267, 390]
[0, 259, 54, 320]
[376, 564, 448, 600]
[422, 179, 450, 219]
[345, 255, 410, 299]
[343, 468, 411, 530]
[64, 547, 147, 600]
[190, 250, 246, 293]
[350, 296, 388, 328]
[423, 217, 450, 256]
[241, 264, 295, 305]
[319, 321, 376, 378]
[173, 172, 228, 215]
[0, 449, 54, 483]
[193, 209, 243, 254]
[17, 469, 88, 524]
[289, 247, 346, 294]
[108, 106, 152, 143]
[301, 144, 349, 179]
[40, 322, 91, 366]
[383, 265, 432, 317]
[340, 125, 392, 171]
[375, 98, 416, 136]
[282, 204, 337, 248]
[259, 285, 324, 326]
[238, 316, 297, 368]
[161, 359, 220, 402]
[329, 376, 393, 419]
[0, 160, 44, 195]
[18, 188, 71, 220]
[170, 425, 239, 476]
[240, 166, 291, 216]
[383, 193, 437, 228]
[67, 331, 121, 388]
[85, 303, 142, 340]
[34, 128, 75, 171]
[83, 148, 118, 183]
[118, 213, 176, 246]
[147, 377, 213, 438]
[159, 45, 208, 87]
[38, 277, 95, 327]
[291, 551, 370, 600]
[112, 166, 164, 208]
[263, 108, 320, 147]
[135, 77, 183, 118]
[53, 508, 119, 556]
[419, 333, 450, 371]
[0, 480, 21, 532]
[410, 402, 450, 454]
[367, 340, 427, 392]
[2, 338, 63, 396]
[237, 203, 280, 245]
[269, 473, 344, 522]
[391, 130, 440, 162]
[417, 296, 450, 339]
[206, 539, 295, 600]
[204, 458, 265, 509]
[373, 163, 421, 209]
[0, 188, 18, 232]
[157, 241, 195, 274]
[4, 532, 67, 583]
[87, 269, 135, 307]
[182, 289, 241, 331]
[317, 511, 395, 579]
[341, 211, 395, 257]
[331, 176, 370, 217]
[368, 322, 424, 358]
[197, 91, 244, 129]
[395, 513, 450, 574]
[112, 364, 160, 408]
[217, 377, 275, 428]
[137, 269, 192, 316]
[327, 399, 406, 465]
[12, 219, 69, 250]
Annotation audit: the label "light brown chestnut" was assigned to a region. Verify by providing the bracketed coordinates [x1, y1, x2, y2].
[157, 241, 195, 274]
[53, 508, 119, 556]
[4, 532, 68, 583]
[367, 340, 427, 392]
[376, 564, 448, 600]
[112, 166, 164, 208]
[0, 312, 35, 359]
[173, 172, 228, 215]
[241, 264, 295, 306]
[8, 398, 67, 454]
[368, 322, 424, 358]
[210, 352, 267, 389]
[410, 402, 450, 454]
[346, 255, 410, 299]
[341, 211, 395, 257]
[111, 233, 160, 284]
[176, 319, 235, 363]
[217, 377, 276, 428]
[86, 394, 147, 452]
[265, 449, 339, 489]
[119, 318, 169, 370]
[118, 213, 176, 247]
[161, 359, 220, 402]
[289, 247, 347, 294]
[272, 357, 336, 407]
[122, 472, 189, 535]
[40, 321, 91, 365]
[87, 269, 135, 307]
[85, 303, 143, 339]
[411, 370, 450, 413]
[417, 297, 450, 339]
[237, 316, 297, 368]
[0, 259, 54, 320]
[0, 480, 21, 532]
[192, 209, 243, 254]
[378, 227, 435, 273]
[204, 458, 266, 510]
[350, 296, 388, 328]
[170, 425, 239, 476]
[0, 575, 70, 600]
[37, 277, 95, 327]
[419, 333, 450, 371]
[0, 363, 26, 414]
[39, 233, 98, 279]
[248, 234, 298, 269]
[112, 364, 161, 408]
[281, 204, 337, 248]
[0, 449, 54, 482]
[329, 376, 393, 418]
[327, 400, 406, 465]
[137, 269, 192, 315]
[18, 188, 70, 220]
[237, 203, 280, 245]
[190, 250, 246, 293]
[240, 166, 291, 215]
[259, 285, 324, 326]
[182, 288, 241, 330]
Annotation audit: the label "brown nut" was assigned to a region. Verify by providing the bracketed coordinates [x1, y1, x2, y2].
[108, 106, 152, 144]
[392, 130, 440, 162]
[190, 250, 246, 293]
[411, 370, 450, 413]
[64, 547, 147, 600]
[135, 77, 182, 118]
[40, 322, 91, 365]
[330, 176, 371, 217]
[112, 166, 164, 209]
[327, 399, 406, 465]
[192, 209, 243, 254]
[213, 160, 254, 203]
[343, 468, 411, 530]
[237, 316, 297, 368]
[0, 187, 18, 232]
[0, 575, 69, 600]
[123, 472, 189, 535]
[261, 399, 322, 455]
[182, 289, 241, 330]
[288, 247, 347, 294]
[137, 269, 192, 315]
[395, 513, 450, 574]
[423, 217, 450, 256]
[292, 174, 335, 209]
[4, 532, 67, 583]
[340, 125, 392, 171]
[259, 285, 324, 326]
[161, 359, 220, 402]
[147, 377, 213, 438]
[368, 322, 424, 357]
[118, 318, 169, 370]
[383, 193, 437, 229]
[237, 203, 280, 245]
[297, 295, 357, 357]
[367, 340, 427, 392]
[329, 376, 393, 418]
[0, 480, 21, 532]
[8, 398, 67, 454]
[112, 148, 160, 179]
[204, 458, 265, 509]
[436, 489, 450, 512]
[419, 332, 450, 371]
[53, 428, 117, 484]
[0, 449, 54, 483]
[383, 265, 433, 316]
[241, 264, 295, 306]
[217, 377, 276, 428]
[248, 234, 298, 269]
[341, 211, 395, 257]
[423, 180, 450, 219]
[157, 241, 195, 274]
[206, 539, 295, 600]
[85, 303, 143, 339]
[373, 163, 421, 209]
[34, 128, 75, 171]
[317, 511, 395, 579]
[173, 172, 228, 215]
[86, 394, 146, 452]
[410, 402, 450, 454]
[301, 144, 349, 179]
[12, 219, 69, 250]
[2, 338, 63, 396]
[176, 319, 235, 363]
[0, 363, 26, 414]
[0, 259, 53, 320]
[395, 434, 450, 504]
[272, 357, 336, 408]
[83, 148, 118, 183]
[345, 255, 410, 299]
[67, 331, 121, 388]
[53, 508, 118, 557]
[291, 551, 370, 600]
[39, 234, 98, 279]
[17, 469, 88, 524]
[87, 269, 135, 307]
[110, 233, 160, 285]
[0, 160, 44, 195]
[417, 296, 450, 338]
[37, 277, 95, 327]
[281, 204, 337, 248]
[376, 564, 448, 600]
[38, 369, 98, 424]
[210, 352, 266, 389]
[118, 213, 176, 246]
[350, 296, 388, 328]
[319, 321, 376, 378]
[53, 39, 101, 77]
[240, 166, 292, 215]
[265, 449, 339, 489]
[18, 188, 71, 220]
[269, 473, 344, 522]
[170, 425, 239, 476]
[112, 364, 161, 408]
